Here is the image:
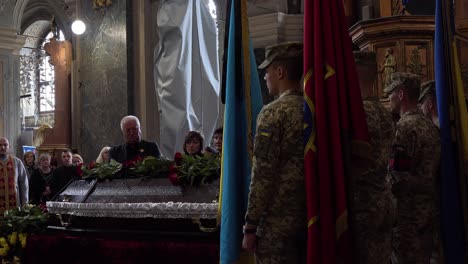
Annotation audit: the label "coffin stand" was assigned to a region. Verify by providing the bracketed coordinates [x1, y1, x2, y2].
[24, 178, 220, 264]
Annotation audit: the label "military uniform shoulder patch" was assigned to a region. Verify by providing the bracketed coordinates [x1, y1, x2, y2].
[259, 129, 272, 137]
[254, 128, 275, 159]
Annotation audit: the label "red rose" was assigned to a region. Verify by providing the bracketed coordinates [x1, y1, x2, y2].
[39, 202, 48, 213]
[169, 164, 178, 173]
[123, 156, 141, 168]
[174, 152, 183, 165]
[76, 163, 84, 177]
[135, 155, 143, 162]
[168, 172, 179, 185]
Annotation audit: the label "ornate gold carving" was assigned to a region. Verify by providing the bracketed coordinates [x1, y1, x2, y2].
[93, 0, 112, 12]
[407, 47, 426, 77]
[33, 124, 52, 147]
[392, 0, 408, 16]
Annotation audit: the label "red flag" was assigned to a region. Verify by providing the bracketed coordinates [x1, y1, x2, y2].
[303, 0, 370, 263]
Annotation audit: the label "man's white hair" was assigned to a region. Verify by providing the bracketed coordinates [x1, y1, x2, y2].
[120, 115, 141, 131]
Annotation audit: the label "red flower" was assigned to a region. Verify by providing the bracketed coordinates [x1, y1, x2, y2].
[123, 156, 143, 168]
[168, 172, 179, 185]
[174, 152, 183, 165]
[76, 163, 84, 177]
[169, 164, 178, 173]
[39, 202, 48, 213]
[89, 161, 96, 169]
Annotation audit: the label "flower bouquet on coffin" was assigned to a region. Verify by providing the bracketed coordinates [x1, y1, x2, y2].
[80, 160, 123, 181]
[81, 156, 174, 181]
[0, 205, 48, 263]
[127, 156, 174, 179]
[169, 153, 221, 187]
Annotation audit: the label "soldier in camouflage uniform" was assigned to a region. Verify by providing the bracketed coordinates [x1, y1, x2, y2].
[384, 72, 441, 263]
[352, 99, 395, 264]
[418, 80, 439, 128]
[242, 42, 306, 264]
[419, 80, 444, 263]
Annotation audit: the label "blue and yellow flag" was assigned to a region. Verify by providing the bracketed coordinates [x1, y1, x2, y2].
[218, 0, 263, 263]
[435, 0, 468, 262]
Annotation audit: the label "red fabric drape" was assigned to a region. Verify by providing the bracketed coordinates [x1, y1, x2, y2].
[24, 233, 219, 264]
[303, 0, 370, 263]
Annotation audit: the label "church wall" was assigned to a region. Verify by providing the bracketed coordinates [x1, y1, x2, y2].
[0, 0, 16, 28]
[0, 49, 22, 154]
[75, 0, 128, 162]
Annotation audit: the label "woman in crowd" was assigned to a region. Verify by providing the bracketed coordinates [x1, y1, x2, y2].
[29, 153, 54, 204]
[23, 151, 36, 179]
[211, 127, 223, 154]
[183, 131, 204, 156]
[72, 154, 84, 165]
[96, 146, 111, 164]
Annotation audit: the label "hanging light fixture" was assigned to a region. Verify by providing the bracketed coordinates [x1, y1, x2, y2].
[71, 0, 86, 35]
[71, 20, 86, 35]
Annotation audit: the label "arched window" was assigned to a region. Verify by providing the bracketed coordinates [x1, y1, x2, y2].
[19, 23, 64, 130]
[39, 31, 62, 113]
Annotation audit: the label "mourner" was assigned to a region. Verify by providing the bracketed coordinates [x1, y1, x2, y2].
[0, 137, 29, 214]
[96, 146, 111, 164]
[109, 115, 161, 163]
[50, 149, 80, 196]
[29, 153, 54, 205]
[23, 151, 36, 179]
[183, 131, 204, 157]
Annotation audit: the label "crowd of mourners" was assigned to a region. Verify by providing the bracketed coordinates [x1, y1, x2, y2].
[0, 116, 223, 210]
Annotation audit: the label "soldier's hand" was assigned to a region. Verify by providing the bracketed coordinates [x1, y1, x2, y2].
[242, 233, 257, 252]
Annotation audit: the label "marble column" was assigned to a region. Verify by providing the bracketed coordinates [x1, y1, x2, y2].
[40, 38, 73, 151]
[0, 26, 26, 153]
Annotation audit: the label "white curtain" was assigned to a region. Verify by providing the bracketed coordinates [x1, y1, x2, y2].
[154, 0, 220, 159]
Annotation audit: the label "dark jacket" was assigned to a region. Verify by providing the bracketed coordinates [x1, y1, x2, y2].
[109, 140, 161, 163]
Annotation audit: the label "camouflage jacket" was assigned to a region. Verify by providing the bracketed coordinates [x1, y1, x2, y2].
[245, 89, 306, 231]
[359, 100, 395, 190]
[389, 109, 440, 194]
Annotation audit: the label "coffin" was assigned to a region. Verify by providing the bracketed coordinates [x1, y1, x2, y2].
[46, 178, 220, 234]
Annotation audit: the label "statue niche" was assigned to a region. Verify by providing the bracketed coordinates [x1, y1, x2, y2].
[407, 46, 426, 77]
[380, 48, 396, 93]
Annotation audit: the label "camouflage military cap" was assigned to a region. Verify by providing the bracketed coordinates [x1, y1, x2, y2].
[258, 42, 303, 70]
[383, 72, 421, 95]
[418, 80, 436, 102]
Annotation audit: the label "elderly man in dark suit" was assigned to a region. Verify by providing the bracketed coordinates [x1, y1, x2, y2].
[110, 115, 161, 163]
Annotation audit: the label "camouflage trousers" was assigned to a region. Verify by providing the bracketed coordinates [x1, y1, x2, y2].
[353, 188, 395, 264]
[393, 193, 434, 264]
[255, 221, 306, 264]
